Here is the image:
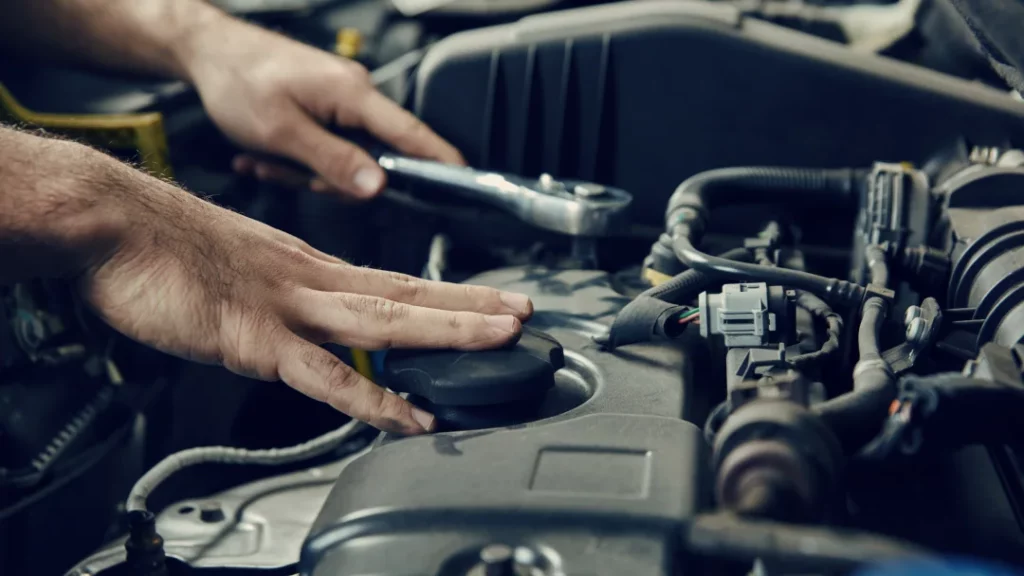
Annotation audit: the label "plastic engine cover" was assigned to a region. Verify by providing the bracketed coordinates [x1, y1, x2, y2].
[412, 0, 1024, 232]
[300, 267, 707, 576]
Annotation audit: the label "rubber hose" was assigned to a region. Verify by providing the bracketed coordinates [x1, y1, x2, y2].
[815, 296, 894, 453]
[665, 166, 860, 233]
[687, 512, 931, 571]
[602, 248, 754, 349]
[865, 244, 890, 290]
[863, 373, 1024, 458]
[662, 166, 866, 306]
[645, 247, 754, 302]
[671, 230, 866, 306]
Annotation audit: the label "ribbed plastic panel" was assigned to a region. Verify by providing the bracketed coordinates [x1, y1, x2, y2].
[414, 0, 1024, 227]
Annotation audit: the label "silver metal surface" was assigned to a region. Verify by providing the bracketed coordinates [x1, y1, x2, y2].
[904, 305, 922, 327]
[906, 317, 926, 346]
[66, 451, 367, 576]
[378, 155, 631, 237]
[573, 183, 607, 198]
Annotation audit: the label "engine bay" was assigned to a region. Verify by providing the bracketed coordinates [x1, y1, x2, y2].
[5, 1, 1024, 575]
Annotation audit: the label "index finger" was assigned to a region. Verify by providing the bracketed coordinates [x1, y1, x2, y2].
[358, 89, 465, 165]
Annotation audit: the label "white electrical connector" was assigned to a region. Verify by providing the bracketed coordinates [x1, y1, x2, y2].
[699, 283, 778, 348]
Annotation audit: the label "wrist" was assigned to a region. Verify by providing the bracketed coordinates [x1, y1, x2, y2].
[171, 7, 264, 86]
[45, 143, 137, 274]
[0, 129, 135, 280]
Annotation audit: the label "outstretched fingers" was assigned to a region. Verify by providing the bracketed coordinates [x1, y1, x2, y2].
[292, 290, 522, 351]
[307, 266, 534, 320]
[276, 335, 434, 434]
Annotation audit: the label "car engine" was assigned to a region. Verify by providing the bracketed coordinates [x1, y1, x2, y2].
[5, 1, 1024, 575]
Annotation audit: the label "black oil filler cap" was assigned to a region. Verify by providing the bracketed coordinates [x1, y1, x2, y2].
[383, 326, 564, 406]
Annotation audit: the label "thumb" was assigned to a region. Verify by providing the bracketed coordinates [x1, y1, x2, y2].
[273, 112, 385, 199]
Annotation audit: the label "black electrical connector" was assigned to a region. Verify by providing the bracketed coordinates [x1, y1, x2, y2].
[125, 510, 168, 576]
[860, 344, 1024, 459]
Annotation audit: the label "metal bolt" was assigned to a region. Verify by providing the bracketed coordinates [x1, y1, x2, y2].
[904, 306, 922, 327]
[906, 317, 926, 345]
[480, 544, 516, 576]
[538, 173, 556, 190]
[573, 183, 606, 198]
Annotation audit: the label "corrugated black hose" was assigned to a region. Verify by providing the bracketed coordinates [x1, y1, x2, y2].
[664, 166, 868, 306]
[644, 247, 754, 302]
[599, 247, 754, 350]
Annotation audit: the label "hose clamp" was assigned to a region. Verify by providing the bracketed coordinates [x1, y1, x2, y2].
[852, 358, 893, 381]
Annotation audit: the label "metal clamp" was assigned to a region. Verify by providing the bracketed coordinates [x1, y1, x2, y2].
[378, 155, 632, 237]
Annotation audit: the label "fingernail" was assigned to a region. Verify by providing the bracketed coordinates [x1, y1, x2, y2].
[499, 291, 533, 316]
[353, 167, 383, 196]
[411, 406, 435, 432]
[485, 315, 518, 333]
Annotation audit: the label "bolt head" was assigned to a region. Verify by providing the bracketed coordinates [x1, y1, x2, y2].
[906, 317, 926, 344]
[904, 305, 922, 326]
[573, 183, 606, 198]
[480, 544, 514, 563]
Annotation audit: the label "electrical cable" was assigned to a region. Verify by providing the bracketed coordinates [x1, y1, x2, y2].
[671, 230, 866, 306]
[787, 291, 843, 368]
[601, 248, 753, 349]
[661, 166, 867, 306]
[860, 372, 1024, 459]
[126, 418, 367, 513]
[813, 246, 895, 453]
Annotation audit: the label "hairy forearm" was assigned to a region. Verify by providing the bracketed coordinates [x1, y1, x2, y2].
[0, 127, 138, 283]
[1, 0, 236, 81]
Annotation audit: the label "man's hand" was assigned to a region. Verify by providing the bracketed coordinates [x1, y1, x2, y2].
[0, 128, 531, 434]
[3, 0, 465, 198]
[185, 22, 465, 198]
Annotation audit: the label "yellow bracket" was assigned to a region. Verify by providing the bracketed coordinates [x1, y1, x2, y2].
[643, 267, 674, 287]
[0, 83, 173, 179]
[350, 348, 375, 382]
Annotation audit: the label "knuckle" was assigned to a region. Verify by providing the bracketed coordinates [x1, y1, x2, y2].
[386, 271, 424, 302]
[323, 360, 360, 407]
[392, 113, 430, 144]
[372, 297, 407, 324]
[465, 284, 502, 308]
[262, 118, 297, 147]
[372, 392, 409, 427]
[446, 312, 463, 331]
[323, 144, 361, 182]
[343, 61, 371, 84]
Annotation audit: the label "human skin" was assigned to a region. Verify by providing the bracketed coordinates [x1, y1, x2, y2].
[0, 2, 532, 434]
[1, 0, 466, 197]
